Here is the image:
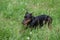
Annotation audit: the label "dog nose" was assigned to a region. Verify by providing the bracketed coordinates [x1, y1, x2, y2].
[22, 20, 25, 24]
[22, 20, 27, 25]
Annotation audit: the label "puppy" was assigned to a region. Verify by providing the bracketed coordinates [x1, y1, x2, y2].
[22, 12, 52, 30]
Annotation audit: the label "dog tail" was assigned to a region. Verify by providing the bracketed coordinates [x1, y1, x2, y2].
[48, 16, 52, 27]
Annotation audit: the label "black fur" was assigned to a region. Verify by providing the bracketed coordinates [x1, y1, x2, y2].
[22, 12, 52, 29]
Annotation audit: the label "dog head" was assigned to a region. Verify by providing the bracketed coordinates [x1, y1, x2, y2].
[22, 11, 33, 25]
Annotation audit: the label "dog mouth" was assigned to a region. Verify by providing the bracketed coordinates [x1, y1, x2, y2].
[23, 19, 31, 25]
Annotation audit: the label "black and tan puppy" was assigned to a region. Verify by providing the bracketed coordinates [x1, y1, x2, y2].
[22, 12, 52, 29]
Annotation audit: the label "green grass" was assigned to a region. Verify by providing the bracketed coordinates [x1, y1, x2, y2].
[0, 0, 60, 40]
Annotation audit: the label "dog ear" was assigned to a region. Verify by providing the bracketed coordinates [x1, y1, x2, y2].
[30, 12, 33, 16]
[30, 13, 32, 15]
[25, 11, 29, 15]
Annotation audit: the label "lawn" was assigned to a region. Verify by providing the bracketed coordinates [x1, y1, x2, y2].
[0, 0, 60, 40]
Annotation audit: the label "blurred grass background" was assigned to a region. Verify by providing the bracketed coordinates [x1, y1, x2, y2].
[0, 0, 60, 40]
